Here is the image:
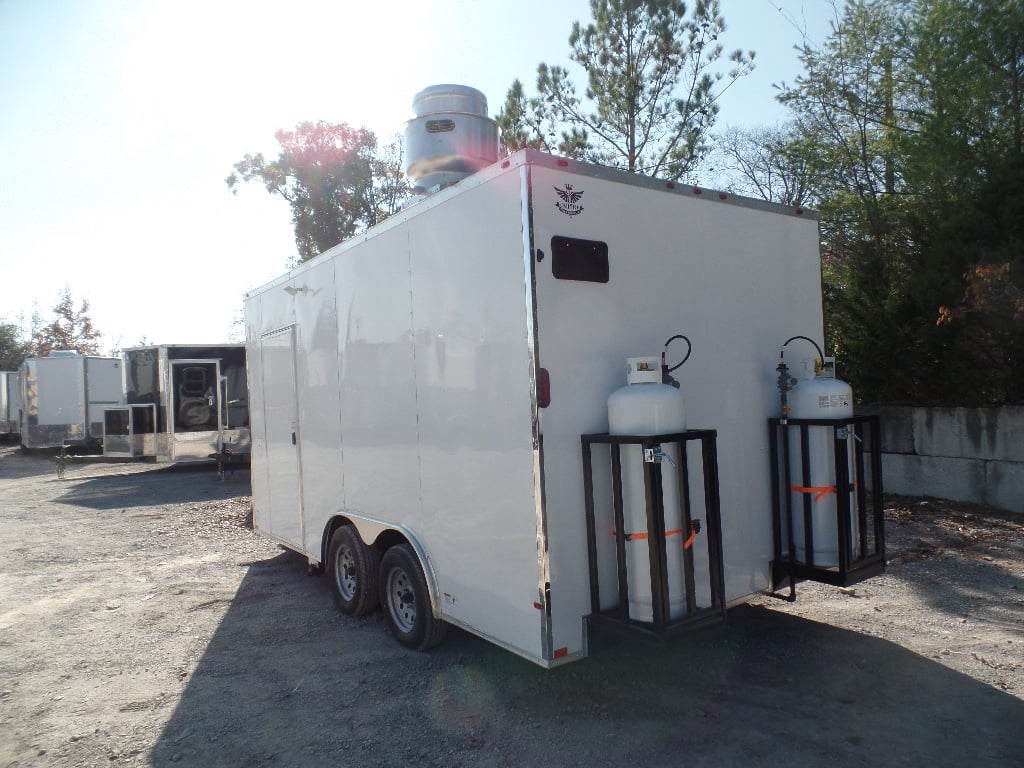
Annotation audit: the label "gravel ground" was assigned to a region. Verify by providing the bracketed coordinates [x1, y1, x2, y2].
[0, 444, 1022, 768]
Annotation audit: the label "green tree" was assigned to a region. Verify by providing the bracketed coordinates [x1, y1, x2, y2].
[880, 0, 1024, 404]
[778, 0, 1024, 405]
[498, 0, 754, 179]
[778, 1, 918, 401]
[0, 320, 30, 370]
[30, 286, 103, 357]
[227, 123, 407, 263]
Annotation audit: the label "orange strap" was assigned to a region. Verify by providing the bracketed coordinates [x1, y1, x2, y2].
[790, 484, 856, 501]
[624, 528, 682, 541]
[621, 528, 699, 549]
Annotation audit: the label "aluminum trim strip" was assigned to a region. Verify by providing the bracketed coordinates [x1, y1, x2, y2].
[520, 164, 555, 661]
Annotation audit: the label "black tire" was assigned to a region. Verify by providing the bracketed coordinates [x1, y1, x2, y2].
[379, 544, 447, 651]
[327, 525, 380, 616]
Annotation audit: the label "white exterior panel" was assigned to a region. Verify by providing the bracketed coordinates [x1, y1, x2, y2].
[85, 357, 124, 437]
[407, 168, 544, 659]
[335, 223, 421, 537]
[293, 260, 344, 556]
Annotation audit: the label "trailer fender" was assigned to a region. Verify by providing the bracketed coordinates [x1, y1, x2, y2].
[321, 513, 442, 618]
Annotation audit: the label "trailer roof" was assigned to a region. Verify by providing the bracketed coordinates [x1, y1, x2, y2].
[245, 148, 819, 300]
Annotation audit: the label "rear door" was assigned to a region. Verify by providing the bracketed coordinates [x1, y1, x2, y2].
[168, 359, 221, 460]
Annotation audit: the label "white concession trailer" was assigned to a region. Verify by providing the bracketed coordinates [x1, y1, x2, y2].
[245, 83, 885, 669]
[18, 353, 123, 450]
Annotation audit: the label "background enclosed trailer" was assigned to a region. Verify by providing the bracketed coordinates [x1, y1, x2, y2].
[18, 354, 123, 449]
[0, 371, 22, 438]
[103, 344, 249, 462]
[245, 149, 825, 667]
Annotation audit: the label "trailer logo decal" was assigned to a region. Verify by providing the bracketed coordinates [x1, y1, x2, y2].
[554, 184, 584, 216]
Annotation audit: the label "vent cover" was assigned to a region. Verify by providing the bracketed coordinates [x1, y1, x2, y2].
[425, 119, 455, 133]
[404, 84, 499, 194]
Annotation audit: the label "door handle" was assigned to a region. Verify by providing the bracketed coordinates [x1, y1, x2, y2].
[291, 432, 296, 445]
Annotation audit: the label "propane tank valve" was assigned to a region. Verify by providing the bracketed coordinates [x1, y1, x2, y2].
[776, 353, 797, 422]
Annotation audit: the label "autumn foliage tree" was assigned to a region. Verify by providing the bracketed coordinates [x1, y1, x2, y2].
[30, 286, 103, 357]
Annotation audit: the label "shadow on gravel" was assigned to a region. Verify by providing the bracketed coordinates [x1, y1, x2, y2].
[152, 555, 1024, 768]
[0, 446, 64, 480]
[896, 551, 1024, 633]
[55, 463, 250, 509]
[885, 509, 1024, 630]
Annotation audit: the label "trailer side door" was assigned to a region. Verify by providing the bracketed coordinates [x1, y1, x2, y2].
[256, 325, 304, 549]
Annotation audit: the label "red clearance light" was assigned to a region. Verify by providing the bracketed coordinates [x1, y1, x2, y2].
[537, 368, 551, 408]
[692, 187, 703, 195]
[557, 159, 569, 167]
[553, 647, 568, 659]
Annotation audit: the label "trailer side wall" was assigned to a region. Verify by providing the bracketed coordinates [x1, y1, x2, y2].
[247, 165, 549, 662]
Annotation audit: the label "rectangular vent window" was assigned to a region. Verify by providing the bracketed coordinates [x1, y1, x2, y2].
[426, 119, 456, 133]
[551, 236, 609, 283]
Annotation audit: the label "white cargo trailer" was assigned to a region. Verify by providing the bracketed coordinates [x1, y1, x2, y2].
[245, 143, 843, 667]
[102, 344, 249, 464]
[18, 353, 123, 449]
[1, 371, 22, 438]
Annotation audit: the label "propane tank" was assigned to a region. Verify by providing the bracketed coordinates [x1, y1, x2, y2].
[783, 351, 857, 566]
[607, 347, 688, 623]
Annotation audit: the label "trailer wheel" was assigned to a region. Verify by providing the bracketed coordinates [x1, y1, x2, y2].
[379, 544, 447, 651]
[328, 525, 380, 616]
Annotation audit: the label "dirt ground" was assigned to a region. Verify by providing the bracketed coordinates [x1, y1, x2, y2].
[0, 444, 1022, 768]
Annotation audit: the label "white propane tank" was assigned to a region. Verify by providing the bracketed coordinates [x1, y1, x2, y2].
[607, 356, 687, 622]
[787, 357, 856, 566]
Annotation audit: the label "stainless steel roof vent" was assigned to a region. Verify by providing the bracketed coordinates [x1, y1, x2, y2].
[404, 84, 499, 194]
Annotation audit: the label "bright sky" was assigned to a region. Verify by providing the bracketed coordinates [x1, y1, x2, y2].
[0, 0, 836, 352]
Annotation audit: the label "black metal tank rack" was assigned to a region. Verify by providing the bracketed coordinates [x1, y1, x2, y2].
[580, 430, 727, 637]
[768, 414, 886, 599]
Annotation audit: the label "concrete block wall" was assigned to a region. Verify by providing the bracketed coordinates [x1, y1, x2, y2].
[857, 406, 1023, 514]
